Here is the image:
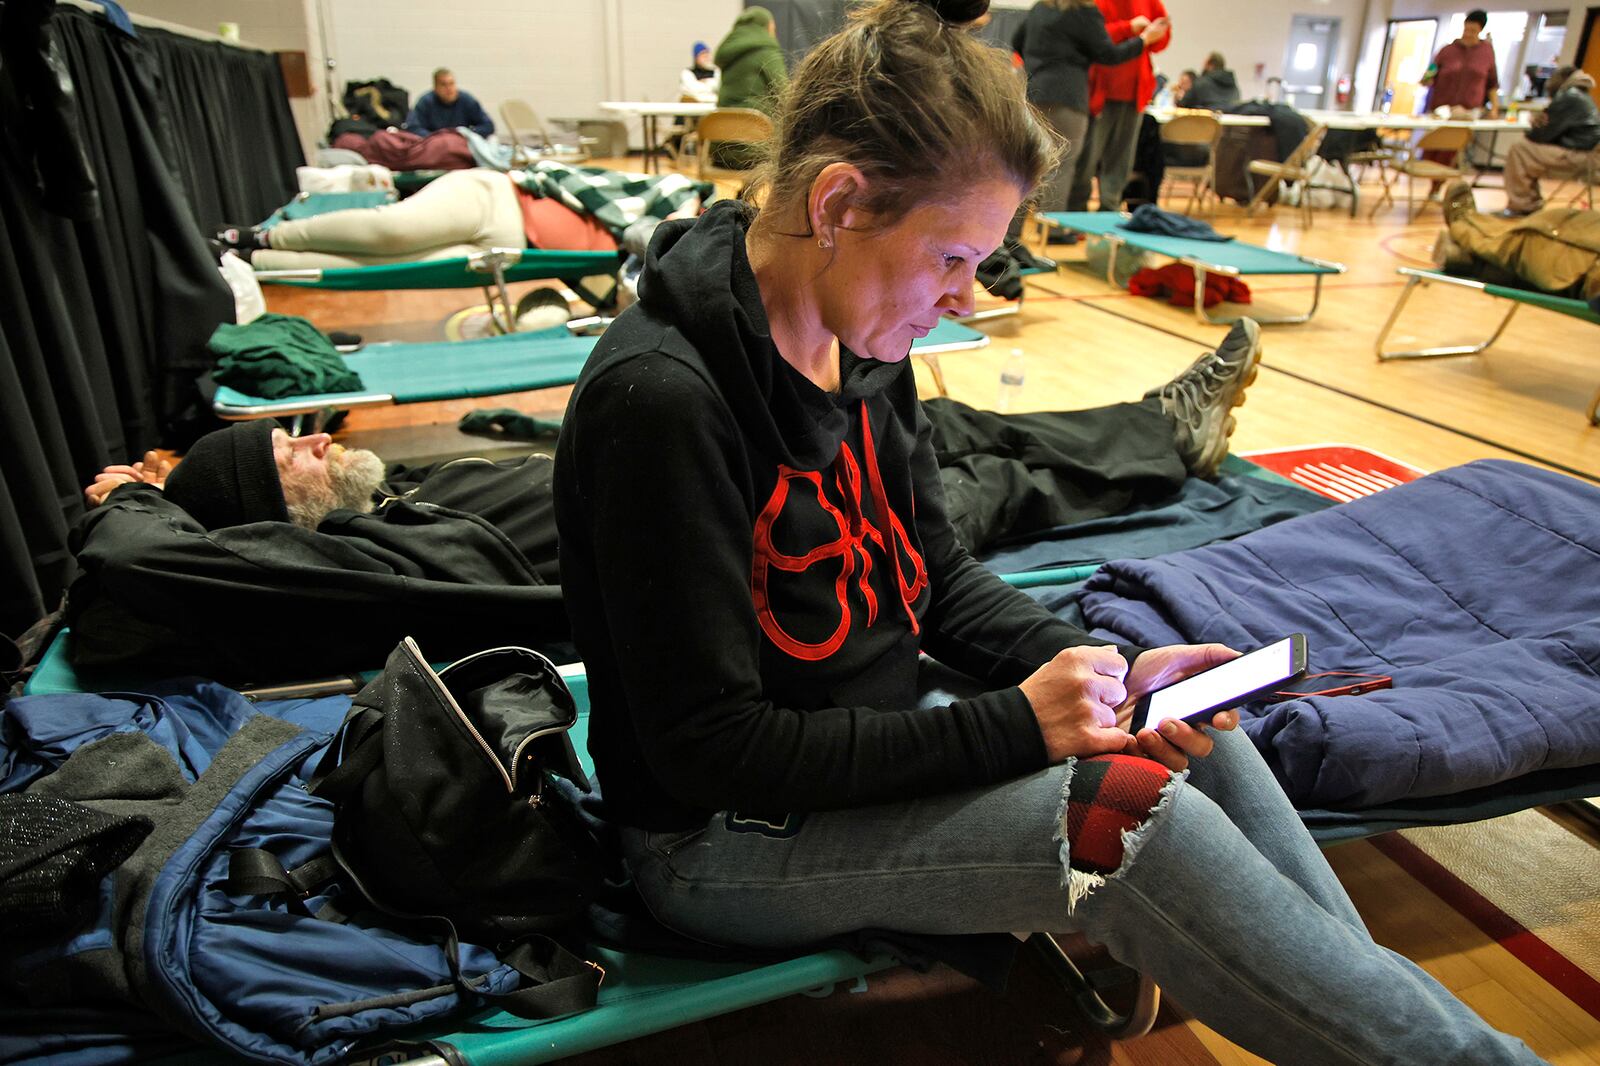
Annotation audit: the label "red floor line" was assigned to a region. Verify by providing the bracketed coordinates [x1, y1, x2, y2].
[1368, 832, 1600, 1022]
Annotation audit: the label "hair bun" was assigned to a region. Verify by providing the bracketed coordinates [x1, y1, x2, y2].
[910, 0, 990, 25]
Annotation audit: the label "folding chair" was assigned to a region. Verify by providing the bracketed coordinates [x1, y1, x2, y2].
[499, 99, 591, 163]
[1549, 144, 1600, 209]
[1243, 124, 1328, 229]
[696, 108, 775, 182]
[1157, 112, 1221, 216]
[1368, 126, 1470, 221]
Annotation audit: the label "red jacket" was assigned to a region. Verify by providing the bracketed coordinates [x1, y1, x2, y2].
[1087, 0, 1169, 114]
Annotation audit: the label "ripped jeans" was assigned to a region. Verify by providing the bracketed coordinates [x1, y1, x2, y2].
[620, 729, 1542, 1065]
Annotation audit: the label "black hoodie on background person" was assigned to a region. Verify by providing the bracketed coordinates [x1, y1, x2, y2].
[1181, 68, 1240, 111]
[555, 201, 1142, 832]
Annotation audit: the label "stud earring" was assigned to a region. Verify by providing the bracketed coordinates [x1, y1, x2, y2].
[818, 236, 831, 249]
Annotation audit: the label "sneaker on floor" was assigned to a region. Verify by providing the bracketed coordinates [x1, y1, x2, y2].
[1442, 181, 1476, 225]
[1045, 230, 1081, 246]
[1149, 317, 1262, 479]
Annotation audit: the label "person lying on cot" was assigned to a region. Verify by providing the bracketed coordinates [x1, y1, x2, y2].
[69, 420, 564, 680]
[215, 163, 710, 272]
[1435, 179, 1600, 302]
[551, 3, 1545, 1064]
[70, 325, 1262, 684]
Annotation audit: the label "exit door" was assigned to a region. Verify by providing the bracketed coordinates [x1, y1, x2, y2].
[1282, 15, 1341, 109]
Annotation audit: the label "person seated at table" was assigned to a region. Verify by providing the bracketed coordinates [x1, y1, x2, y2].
[217, 167, 642, 270]
[1177, 51, 1239, 110]
[1500, 68, 1600, 217]
[404, 68, 494, 137]
[681, 41, 721, 103]
[1435, 179, 1600, 301]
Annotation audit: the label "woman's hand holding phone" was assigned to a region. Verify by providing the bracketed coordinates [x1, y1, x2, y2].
[1117, 644, 1242, 772]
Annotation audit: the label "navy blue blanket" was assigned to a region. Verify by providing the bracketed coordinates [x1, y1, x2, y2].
[1076, 461, 1600, 808]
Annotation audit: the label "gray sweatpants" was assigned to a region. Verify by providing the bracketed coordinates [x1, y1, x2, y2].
[1067, 100, 1143, 212]
[254, 168, 525, 271]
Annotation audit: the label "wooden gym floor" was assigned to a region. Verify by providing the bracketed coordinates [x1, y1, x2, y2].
[261, 160, 1600, 1065]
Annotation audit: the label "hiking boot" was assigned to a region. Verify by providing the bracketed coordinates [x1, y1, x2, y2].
[1149, 318, 1262, 479]
[1442, 180, 1476, 225]
[1430, 229, 1475, 274]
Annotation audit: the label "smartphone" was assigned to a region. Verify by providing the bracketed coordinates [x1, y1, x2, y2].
[1130, 634, 1307, 733]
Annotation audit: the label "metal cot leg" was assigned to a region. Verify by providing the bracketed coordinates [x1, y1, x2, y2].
[1374, 274, 1521, 360]
[1028, 933, 1160, 1040]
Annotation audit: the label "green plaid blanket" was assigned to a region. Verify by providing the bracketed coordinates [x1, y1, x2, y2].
[510, 162, 715, 240]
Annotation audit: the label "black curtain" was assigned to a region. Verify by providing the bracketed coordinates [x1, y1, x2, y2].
[0, 5, 299, 637]
[142, 26, 303, 233]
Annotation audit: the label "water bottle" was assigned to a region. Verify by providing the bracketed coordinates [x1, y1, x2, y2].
[997, 348, 1026, 412]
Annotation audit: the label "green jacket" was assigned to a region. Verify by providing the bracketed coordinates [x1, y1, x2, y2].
[714, 6, 787, 115]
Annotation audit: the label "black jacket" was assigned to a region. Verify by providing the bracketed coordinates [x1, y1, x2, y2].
[1528, 81, 1600, 151]
[67, 456, 567, 682]
[554, 201, 1136, 830]
[1180, 68, 1240, 111]
[1012, 2, 1144, 112]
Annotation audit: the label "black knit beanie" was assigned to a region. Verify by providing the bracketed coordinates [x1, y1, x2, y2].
[163, 420, 289, 530]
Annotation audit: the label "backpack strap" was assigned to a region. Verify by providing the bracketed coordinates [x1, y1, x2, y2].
[492, 933, 604, 1018]
[306, 705, 386, 799]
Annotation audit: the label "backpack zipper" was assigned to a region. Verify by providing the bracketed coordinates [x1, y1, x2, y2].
[429, 642, 574, 794]
[404, 636, 514, 794]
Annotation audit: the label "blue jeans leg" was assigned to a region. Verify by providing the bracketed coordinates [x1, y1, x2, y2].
[623, 732, 1542, 1065]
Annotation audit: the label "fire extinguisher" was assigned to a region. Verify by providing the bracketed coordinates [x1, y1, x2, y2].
[1335, 75, 1352, 106]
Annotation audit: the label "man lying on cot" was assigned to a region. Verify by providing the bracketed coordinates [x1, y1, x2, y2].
[70, 333, 1262, 682]
[1435, 179, 1600, 302]
[216, 164, 710, 272]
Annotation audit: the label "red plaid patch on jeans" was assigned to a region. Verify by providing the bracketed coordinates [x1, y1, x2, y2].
[1063, 754, 1173, 875]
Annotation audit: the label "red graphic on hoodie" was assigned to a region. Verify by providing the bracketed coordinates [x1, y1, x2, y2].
[751, 403, 927, 661]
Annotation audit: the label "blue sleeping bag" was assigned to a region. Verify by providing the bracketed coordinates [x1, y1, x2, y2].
[1076, 460, 1600, 808]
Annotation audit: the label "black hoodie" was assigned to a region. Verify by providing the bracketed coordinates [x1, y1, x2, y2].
[555, 202, 1138, 831]
[1181, 68, 1240, 111]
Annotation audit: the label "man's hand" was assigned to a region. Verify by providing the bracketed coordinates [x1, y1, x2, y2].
[84, 451, 172, 507]
[1115, 644, 1241, 771]
[1140, 16, 1170, 44]
[1020, 646, 1139, 763]
[1128, 15, 1151, 33]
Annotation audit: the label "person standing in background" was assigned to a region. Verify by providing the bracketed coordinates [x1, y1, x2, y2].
[404, 68, 494, 137]
[1009, 0, 1169, 242]
[1422, 10, 1500, 117]
[1418, 11, 1499, 176]
[681, 42, 721, 104]
[1066, 0, 1170, 211]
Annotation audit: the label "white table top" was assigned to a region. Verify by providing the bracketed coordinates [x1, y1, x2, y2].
[1303, 110, 1528, 132]
[1147, 108, 1268, 126]
[598, 101, 719, 118]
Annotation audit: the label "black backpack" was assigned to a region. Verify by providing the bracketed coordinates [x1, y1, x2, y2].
[342, 78, 410, 125]
[309, 638, 604, 1014]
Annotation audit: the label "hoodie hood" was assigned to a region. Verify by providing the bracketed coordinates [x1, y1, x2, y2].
[1206, 68, 1238, 91]
[1560, 71, 1595, 94]
[626, 200, 904, 471]
[716, 7, 779, 69]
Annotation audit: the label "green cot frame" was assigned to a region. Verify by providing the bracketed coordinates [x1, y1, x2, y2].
[1038, 211, 1347, 326]
[210, 319, 991, 428]
[1375, 267, 1600, 424]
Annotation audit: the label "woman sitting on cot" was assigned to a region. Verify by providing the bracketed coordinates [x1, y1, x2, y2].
[550, 1, 1546, 1062]
[217, 167, 698, 272]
